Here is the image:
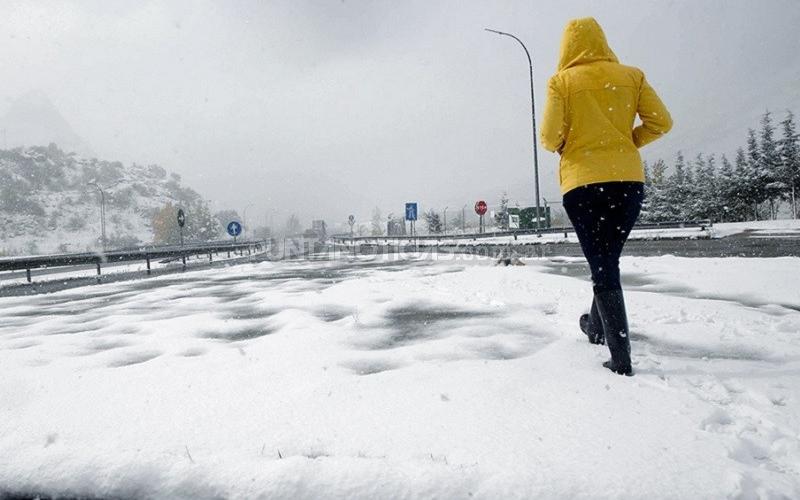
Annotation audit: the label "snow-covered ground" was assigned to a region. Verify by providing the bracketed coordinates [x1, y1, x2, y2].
[1, 254, 799, 498]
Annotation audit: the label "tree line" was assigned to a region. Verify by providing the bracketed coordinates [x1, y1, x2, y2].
[641, 110, 799, 222]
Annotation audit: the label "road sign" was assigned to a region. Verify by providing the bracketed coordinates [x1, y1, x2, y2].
[509, 214, 520, 229]
[509, 206, 552, 229]
[475, 200, 488, 216]
[405, 202, 418, 221]
[227, 221, 242, 237]
[177, 208, 186, 228]
[348, 215, 355, 226]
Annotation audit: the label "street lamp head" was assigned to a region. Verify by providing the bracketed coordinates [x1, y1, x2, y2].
[484, 28, 502, 34]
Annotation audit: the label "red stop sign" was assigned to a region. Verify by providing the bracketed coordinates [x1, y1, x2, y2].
[474, 200, 488, 216]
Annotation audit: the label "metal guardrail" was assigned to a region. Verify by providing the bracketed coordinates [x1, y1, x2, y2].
[332, 220, 712, 243]
[0, 240, 267, 283]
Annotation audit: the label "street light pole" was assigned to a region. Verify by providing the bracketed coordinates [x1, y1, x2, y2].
[485, 28, 542, 232]
[242, 203, 254, 239]
[88, 182, 107, 252]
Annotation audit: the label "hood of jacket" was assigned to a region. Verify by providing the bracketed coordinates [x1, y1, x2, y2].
[557, 17, 618, 71]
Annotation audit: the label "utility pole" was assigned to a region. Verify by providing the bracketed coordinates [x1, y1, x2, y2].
[485, 28, 542, 232]
[462, 204, 466, 233]
[443, 206, 448, 235]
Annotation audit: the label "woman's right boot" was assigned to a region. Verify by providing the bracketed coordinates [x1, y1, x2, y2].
[594, 289, 633, 376]
[579, 298, 604, 345]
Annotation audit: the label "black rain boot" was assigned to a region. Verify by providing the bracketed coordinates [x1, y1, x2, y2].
[579, 297, 604, 345]
[594, 289, 633, 376]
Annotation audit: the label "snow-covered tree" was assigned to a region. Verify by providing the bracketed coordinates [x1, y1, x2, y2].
[641, 159, 671, 222]
[152, 200, 218, 245]
[759, 112, 784, 219]
[370, 207, 384, 236]
[493, 192, 510, 229]
[779, 110, 800, 218]
[717, 154, 743, 222]
[733, 147, 757, 220]
[746, 127, 770, 219]
[663, 151, 689, 220]
[423, 209, 443, 234]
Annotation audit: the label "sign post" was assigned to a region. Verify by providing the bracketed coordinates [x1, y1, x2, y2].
[227, 220, 242, 245]
[474, 200, 488, 234]
[177, 208, 186, 246]
[177, 208, 186, 267]
[405, 202, 418, 236]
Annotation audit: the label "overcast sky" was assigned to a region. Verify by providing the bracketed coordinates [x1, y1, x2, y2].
[2, 0, 799, 229]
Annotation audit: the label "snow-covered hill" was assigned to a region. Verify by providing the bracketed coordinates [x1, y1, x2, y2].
[0, 144, 216, 255]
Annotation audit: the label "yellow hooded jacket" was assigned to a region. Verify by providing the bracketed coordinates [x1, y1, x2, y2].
[541, 17, 673, 195]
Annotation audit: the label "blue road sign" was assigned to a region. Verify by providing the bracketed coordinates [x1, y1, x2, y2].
[227, 221, 242, 237]
[405, 202, 418, 221]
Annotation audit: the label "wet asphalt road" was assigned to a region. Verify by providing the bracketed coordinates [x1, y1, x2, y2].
[1, 234, 797, 297]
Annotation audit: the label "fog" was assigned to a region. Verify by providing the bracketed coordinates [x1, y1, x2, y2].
[2, 0, 798, 229]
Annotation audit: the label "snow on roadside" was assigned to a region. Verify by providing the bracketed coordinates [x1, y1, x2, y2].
[345, 226, 710, 248]
[0, 250, 267, 288]
[712, 219, 800, 238]
[0, 255, 798, 498]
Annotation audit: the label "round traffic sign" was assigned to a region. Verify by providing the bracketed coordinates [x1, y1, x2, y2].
[227, 221, 242, 237]
[475, 200, 488, 216]
[177, 208, 186, 228]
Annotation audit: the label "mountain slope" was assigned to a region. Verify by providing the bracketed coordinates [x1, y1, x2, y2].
[0, 144, 217, 255]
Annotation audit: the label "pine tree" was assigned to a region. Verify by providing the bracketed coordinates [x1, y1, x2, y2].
[707, 155, 721, 221]
[665, 151, 688, 220]
[760, 111, 784, 219]
[640, 160, 653, 221]
[734, 147, 755, 220]
[186, 199, 220, 242]
[643, 159, 670, 221]
[779, 110, 800, 218]
[746, 128, 765, 219]
[718, 154, 738, 221]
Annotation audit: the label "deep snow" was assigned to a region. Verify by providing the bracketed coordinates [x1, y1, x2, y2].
[1, 254, 799, 498]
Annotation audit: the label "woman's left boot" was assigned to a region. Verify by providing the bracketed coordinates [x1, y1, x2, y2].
[594, 289, 633, 376]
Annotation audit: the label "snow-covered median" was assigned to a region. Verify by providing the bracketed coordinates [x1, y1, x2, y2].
[1, 255, 798, 498]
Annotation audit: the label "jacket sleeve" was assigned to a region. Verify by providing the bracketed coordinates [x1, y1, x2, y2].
[632, 75, 673, 148]
[540, 75, 567, 154]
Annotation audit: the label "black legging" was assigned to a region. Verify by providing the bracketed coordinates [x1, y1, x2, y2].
[563, 181, 644, 293]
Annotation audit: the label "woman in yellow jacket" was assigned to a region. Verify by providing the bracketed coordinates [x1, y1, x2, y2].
[541, 17, 672, 375]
